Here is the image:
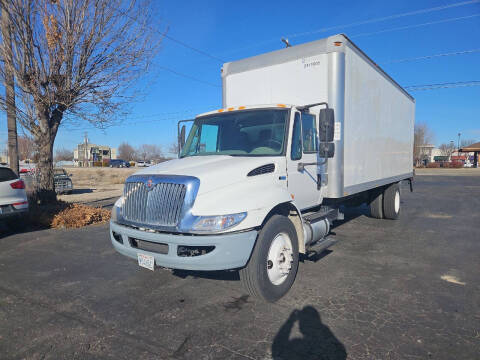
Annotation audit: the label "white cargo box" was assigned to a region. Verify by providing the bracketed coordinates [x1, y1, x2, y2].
[222, 34, 415, 198]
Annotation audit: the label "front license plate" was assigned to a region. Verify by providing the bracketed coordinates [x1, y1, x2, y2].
[137, 253, 155, 271]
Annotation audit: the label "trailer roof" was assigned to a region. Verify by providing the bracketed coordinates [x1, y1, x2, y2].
[222, 34, 414, 102]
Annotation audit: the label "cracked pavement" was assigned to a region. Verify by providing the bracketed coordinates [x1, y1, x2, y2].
[0, 175, 479, 359]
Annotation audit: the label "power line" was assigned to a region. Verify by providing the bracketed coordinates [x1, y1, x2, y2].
[110, 4, 225, 63]
[405, 80, 480, 91]
[218, 0, 480, 55]
[162, 34, 225, 63]
[157, 65, 221, 88]
[104, 4, 224, 88]
[352, 13, 480, 38]
[288, 0, 480, 39]
[382, 48, 480, 64]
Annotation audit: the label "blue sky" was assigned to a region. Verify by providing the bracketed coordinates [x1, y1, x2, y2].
[1, 0, 479, 154]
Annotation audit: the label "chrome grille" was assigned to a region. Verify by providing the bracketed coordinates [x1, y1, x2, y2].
[122, 181, 187, 227]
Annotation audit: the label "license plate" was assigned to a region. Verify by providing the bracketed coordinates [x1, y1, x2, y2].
[137, 253, 154, 271]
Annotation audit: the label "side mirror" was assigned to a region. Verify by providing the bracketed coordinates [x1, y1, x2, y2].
[319, 108, 334, 142]
[178, 125, 186, 152]
[319, 142, 335, 158]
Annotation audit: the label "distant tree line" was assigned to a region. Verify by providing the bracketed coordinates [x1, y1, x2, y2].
[118, 142, 169, 163]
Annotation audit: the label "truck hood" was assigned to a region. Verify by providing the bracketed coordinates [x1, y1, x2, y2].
[132, 155, 284, 195]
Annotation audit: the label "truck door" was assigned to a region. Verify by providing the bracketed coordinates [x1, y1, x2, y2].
[286, 111, 321, 210]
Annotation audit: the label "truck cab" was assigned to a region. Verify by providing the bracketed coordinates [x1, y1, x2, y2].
[110, 34, 414, 302]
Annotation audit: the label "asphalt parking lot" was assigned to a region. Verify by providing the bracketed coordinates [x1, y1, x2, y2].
[0, 175, 479, 360]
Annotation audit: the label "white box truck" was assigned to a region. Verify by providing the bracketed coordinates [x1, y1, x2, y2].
[110, 34, 415, 302]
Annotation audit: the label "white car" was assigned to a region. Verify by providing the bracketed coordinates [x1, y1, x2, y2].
[136, 161, 151, 167]
[0, 165, 28, 218]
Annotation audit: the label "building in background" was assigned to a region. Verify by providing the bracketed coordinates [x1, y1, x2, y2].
[74, 143, 117, 167]
[416, 144, 442, 165]
[0, 143, 7, 164]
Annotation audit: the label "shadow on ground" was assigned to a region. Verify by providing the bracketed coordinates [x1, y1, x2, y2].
[70, 188, 93, 194]
[272, 306, 347, 360]
[172, 269, 240, 281]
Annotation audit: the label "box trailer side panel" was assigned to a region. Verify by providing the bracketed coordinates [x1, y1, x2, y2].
[223, 53, 329, 108]
[342, 44, 415, 195]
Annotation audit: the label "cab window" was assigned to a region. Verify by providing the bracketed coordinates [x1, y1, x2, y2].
[302, 113, 318, 153]
[291, 113, 302, 160]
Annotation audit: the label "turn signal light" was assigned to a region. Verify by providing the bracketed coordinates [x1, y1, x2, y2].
[10, 180, 25, 189]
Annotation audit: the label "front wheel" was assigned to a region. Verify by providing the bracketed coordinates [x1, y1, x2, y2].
[239, 215, 299, 302]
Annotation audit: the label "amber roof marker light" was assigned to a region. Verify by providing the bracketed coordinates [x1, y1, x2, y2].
[334, 41, 342, 47]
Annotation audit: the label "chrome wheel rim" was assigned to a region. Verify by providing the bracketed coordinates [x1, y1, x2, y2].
[267, 233, 294, 285]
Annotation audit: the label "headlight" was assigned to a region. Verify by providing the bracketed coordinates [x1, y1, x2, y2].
[192, 212, 247, 232]
[111, 197, 124, 222]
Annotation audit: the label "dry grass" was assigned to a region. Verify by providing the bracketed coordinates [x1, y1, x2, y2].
[51, 203, 110, 229]
[67, 167, 136, 187]
[25, 200, 110, 229]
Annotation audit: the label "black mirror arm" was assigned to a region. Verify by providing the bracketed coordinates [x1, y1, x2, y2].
[297, 159, 327, 172]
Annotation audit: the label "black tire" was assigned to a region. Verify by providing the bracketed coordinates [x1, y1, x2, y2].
[383, 183, 401, 220]
[369, 189, 384, 219]
[239, 215, 299, 302]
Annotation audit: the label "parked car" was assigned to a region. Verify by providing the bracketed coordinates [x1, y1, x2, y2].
[136, 161, 151, 167]
[0, 165, 28, 218]
[110, 159, 130, 168]
[54, 168, 73, 194]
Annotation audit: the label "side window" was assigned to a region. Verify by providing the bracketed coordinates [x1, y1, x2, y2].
[302, 113, 318, 153]
[199, 124, 219, 152]
[290, 113, 302, 160]
[0, 168, 18, 182]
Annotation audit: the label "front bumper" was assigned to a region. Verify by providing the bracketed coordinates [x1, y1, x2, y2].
[110, 221, 258, 271]
[55, 181, 73, 193]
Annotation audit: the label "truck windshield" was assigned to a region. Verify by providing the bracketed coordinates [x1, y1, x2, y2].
[180, 109, 288, 157]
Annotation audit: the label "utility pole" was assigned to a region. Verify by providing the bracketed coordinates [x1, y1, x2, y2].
[1, 4, 18, 175]
[457, 132, 461, 151]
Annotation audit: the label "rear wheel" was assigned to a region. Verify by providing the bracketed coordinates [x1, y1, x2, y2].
[239, 215, 299, 302]
[383, 183, 401, 220]
[369, 189, 384, 219]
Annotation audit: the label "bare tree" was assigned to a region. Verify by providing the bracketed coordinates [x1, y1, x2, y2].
[168, 142, 179, 157]
[413, 123, 434, 166]
[439, 143, 455, 160]
[54, 147, 73, 162]
[17, 135, 36, 160]
[136, 144, 163, 163]
[118, 142, 136, 161]
[0, 0, 161, 201]
[1, 3, 18, 174]
[460, 139, 477, 148]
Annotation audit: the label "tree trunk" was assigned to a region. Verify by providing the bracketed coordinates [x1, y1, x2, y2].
[1, 4, 18, 175]
[34, 130, 56, 203]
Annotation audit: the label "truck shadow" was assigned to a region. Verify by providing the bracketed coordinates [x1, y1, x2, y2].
[302, 205, 370, 263]
[172, 269, 240, 281]
[334, 204, 370, 227]
[272, 306, 347, 360]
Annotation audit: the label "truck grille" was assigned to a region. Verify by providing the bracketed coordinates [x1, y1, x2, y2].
[122, 181, 187, 227]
